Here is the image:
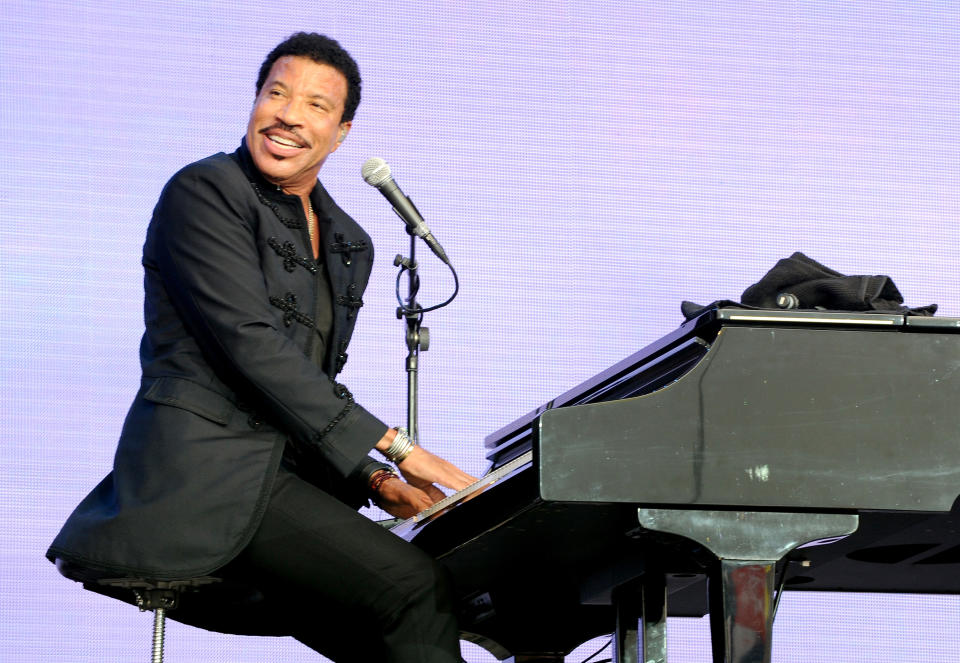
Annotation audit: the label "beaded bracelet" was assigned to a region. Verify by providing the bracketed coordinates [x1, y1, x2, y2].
[369, 468, 400, 494]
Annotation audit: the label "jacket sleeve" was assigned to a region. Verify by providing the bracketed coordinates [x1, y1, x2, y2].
[147, 161, 388, 478]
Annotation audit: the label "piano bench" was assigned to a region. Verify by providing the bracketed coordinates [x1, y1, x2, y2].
[55, 558, 221, 663]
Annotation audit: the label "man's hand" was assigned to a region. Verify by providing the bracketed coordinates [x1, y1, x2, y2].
[397, 446, 476, 497]
[374, 429, 478, 500]
[373, 476, 435, 519]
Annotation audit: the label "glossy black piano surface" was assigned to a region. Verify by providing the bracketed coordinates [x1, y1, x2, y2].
[393, 308, 960, 661]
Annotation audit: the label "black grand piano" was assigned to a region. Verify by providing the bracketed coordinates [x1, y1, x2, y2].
[391, 308, 960, 663]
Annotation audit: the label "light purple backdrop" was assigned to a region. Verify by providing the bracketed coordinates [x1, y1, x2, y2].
[2, 2, 958, 661]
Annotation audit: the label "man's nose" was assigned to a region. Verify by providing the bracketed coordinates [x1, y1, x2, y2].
[276, 99, 304, 126]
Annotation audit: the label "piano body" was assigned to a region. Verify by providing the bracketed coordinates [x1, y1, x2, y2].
[391, 308, 960, 663]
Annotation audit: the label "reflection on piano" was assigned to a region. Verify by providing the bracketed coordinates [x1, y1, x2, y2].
[391, 308, 960, 663]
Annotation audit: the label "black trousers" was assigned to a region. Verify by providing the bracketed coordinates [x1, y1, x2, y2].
[220, 467, 463, 662]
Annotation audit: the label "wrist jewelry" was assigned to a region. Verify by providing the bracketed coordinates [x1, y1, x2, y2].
[369, 467, 400, 494]
[382, 426, 416, 464]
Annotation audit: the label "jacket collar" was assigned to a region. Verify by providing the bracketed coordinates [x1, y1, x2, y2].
[234, 138, 343, 221]
[234, 137, 302, 205]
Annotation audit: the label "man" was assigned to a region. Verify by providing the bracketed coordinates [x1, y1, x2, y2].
[47, 32, 473, 662]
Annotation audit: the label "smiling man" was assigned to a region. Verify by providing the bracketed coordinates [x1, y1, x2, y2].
[48, 33, 472, 663]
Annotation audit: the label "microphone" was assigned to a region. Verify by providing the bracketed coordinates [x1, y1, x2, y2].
[362, 157, 449, 264]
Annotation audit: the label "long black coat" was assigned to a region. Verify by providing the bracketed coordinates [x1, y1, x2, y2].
[48, 141, 388, 581]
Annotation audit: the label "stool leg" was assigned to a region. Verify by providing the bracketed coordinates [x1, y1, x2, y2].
[151, 607, 166, 663]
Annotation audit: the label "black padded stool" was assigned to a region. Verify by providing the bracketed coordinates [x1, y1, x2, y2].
[56, 558, 221, 663]
[99, 576, 221, 663]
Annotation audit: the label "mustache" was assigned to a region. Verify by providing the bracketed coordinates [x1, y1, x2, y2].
[259, 123, 311, 148]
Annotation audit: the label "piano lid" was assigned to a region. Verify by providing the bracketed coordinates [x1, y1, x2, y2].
[483, 308, 925, 453]
[538, 308, 960, 512]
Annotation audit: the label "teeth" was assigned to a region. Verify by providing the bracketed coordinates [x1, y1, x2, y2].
[268, 135, 301, 148]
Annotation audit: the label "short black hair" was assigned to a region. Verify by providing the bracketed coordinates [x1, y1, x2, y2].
[256, 32, 362, 123]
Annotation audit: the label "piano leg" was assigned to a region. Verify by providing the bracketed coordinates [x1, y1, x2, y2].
[637, 509, 859, 663]
[613, 589, 641, 663]
[612, 574, 668, 663]
[708, 558, 777, 663]
[642, 573, 668, 662]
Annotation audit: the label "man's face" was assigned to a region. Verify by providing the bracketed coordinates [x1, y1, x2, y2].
[246, 55, 351, 194]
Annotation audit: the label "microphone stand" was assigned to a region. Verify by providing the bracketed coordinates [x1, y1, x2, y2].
[391, 204, 459, 446]
[394, 227, 429, 444]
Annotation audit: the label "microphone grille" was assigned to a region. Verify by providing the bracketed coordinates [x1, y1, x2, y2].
[362, 157, 392, 187]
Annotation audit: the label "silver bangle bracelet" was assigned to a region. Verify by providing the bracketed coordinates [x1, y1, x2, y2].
[383, 427, 416, 464]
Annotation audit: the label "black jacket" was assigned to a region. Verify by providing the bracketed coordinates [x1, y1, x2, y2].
[48, 141, 388, 580]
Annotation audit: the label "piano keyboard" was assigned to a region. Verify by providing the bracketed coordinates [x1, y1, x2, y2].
[397, 450, 533, 527]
